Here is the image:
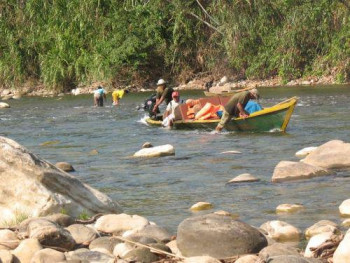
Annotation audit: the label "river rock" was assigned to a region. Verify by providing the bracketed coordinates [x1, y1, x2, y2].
[113, 242, 135, 258]
[267, 255, 322, 263]
[259, 243, 300, 261]
[66, 224, 98, 245]
[12, 238, 42, 263]
[166, 240, 182, 257]
[227, 173, 260, 183]
[190, 202, 213, 211]
[235, 254, 260, 263]
[177, 213, 267, 258]
[0, 102, 10, 108]
[0, 250, 13, 263]
[0, 136, 122, 227]
[89, 236, 121, 255]
[295, 147, 318, 158]
[339, 199, 350, 216]
[122, 247, 160, 263]
[31, 248, 66, 263]
[142, 142, 153, 148]
[184, 256, 221, 263]
[342, 219, 350, 227]
[304, 232, 333, 258]
[28, 219, 76, 250]
[260, 220, 301, 242]
[276, 204, 304, 213]
[333, 229, 350, 263]
[125, 224, 172, 243]
[12, 94, 22, 100]
[55, 162, 75, 172]
[44, 213, 74, 227]
[1, 89, 11, 96]
[305, 220, 339, 239]
[303, 140, 350, 169]
[133, 144, 175, 157]
[271, 161, 331, 182]
[0, 229, 19, 250]
[95, 214, 149, 234]
[66, 249, 114, 263]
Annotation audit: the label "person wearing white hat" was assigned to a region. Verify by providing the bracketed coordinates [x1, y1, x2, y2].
[215, 88, 260, 132]
[152, 78, 174, 115]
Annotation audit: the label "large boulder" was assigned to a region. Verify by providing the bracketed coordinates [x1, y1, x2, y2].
[0, 136, 122, 226]
[333, 229, 350, 263]
[133, 144, 175, 157]
[272, 161, 331, 182]
[260, 220, 301, 242]
[177, 213, 267, 258]
[303, 140, 350, 169]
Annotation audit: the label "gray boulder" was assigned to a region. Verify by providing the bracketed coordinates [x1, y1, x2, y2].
[177, 213, 267, 258]
[44, 213, 75, 227]
[123, 247, 160, 263]
[303, 140, 350, 169]
[66, 224, 98, 245]
[31, 248, 66, 263]
[89, 236, 121, 255]
[0, 136, 122, 227]
[272, 161, 331, 182]
[259, 243, 300, 261]
[65, 249, 114, 263]
[129, 224, 172, 243]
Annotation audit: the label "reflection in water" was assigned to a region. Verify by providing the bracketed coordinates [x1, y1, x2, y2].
[0, 85, 350, 234]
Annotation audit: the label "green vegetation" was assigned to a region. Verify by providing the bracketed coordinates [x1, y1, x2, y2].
[0, 0, 349, 91]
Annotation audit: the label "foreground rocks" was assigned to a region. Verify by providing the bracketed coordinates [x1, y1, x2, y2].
[177, 214, 267, 258]
[0, 136, 122, 227]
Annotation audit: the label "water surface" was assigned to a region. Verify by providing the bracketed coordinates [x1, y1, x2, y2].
[1, 85, 350, 234]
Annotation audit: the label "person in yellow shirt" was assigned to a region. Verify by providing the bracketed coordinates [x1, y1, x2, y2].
[112, 89, 129, 106]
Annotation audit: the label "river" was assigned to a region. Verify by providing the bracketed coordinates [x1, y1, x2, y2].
[1, 85, 350, 235]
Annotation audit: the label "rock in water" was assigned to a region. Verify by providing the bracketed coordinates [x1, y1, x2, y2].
[303, 140, 350, 169]
[0, 136, 122, 227]
[55, 162, 75, 172]
[177, 213, 267, 258]
[133, 144, 175, 157]
[339, 199, 350, 217]
[295, 147, 318, 158]
[0, 102, 10, 108]
[260, 220, 301, 242]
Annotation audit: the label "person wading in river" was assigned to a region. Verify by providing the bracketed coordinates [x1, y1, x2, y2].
[215, 88, 260, 132]
[152, 79, 174, 116]
[112, 88, 129, 106]
[93, 86, 107, 107]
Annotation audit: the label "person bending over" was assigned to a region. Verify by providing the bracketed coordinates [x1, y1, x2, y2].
[112, 88, 129, 106]
[152, 79, 174, 115]
[94, 86, 107, 107]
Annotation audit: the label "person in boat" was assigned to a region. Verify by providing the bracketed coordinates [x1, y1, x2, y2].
[244, 100, 263, 114]
[112, 88, 129, 106]
[152, 79, 174, 115]
[215, 88, 260, 132]
[93, 86, 107, 107]
[162, 91, 180, 127]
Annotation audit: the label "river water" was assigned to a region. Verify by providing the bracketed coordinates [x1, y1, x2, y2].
[1, 85, 350, 236]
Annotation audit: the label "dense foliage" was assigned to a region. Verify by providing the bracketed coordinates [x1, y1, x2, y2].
[0, 0, 349, 91]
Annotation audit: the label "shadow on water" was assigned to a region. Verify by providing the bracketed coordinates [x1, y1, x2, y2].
[1, 85, 350, 233]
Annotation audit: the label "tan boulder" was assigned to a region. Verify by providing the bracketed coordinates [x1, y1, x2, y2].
[0, 136, 122, 227]
[12, 239, 42, 263]
[303, 140, 350, 169]
[260, 220, 301, 242]
[0, 230, 19, 250]
[272, 161, 331, 182]
[95, 214, 149, 234]
[339, 199, 350, 217]
[66, 224, 98, 245]
[305, 220, 339, 239]
[31, 248, 65, 263]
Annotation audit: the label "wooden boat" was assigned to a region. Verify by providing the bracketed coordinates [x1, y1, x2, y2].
[145, 96, 298, 132]
[204, 87, 253, 97]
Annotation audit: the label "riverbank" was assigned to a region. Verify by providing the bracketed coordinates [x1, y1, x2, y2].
[0, 73, 346, 99]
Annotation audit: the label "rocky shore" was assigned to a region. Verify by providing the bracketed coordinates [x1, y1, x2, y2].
[0, 73, 347, 99]
[0, 136, 350, 262]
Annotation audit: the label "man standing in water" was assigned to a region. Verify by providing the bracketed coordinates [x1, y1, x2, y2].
[215, 88, 260, 132]
[112, 88, 129, 106]
[152, 79, 174, 115]
[93, 86, 107, 107]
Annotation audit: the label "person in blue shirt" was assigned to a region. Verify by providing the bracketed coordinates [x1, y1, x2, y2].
[245, 100, 263, 114]
[93, 86, 107, 107]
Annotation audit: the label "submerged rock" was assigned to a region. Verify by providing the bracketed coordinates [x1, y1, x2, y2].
[228, 173, 260, 183]
[177, 213, 267, 258]
[133, 144, 175, 157]
[276, 204, 304, 213]
[0, 136, 122, 227]
[0, 102, 10, 108]
[190, 202, 213, 211]
[272, 161, 332, 182]
[303, 140, 350, 169]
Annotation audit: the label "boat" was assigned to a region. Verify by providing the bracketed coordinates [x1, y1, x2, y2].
[145, 96, 298, 132]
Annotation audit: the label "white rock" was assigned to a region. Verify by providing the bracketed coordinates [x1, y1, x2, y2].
[305, 220, 339, 239]
[235, 254, 260, 263]
[0, 102, 10, 108]
[342, 219, 350, 227]
[276, 204, 304, 213]
[339, 199, 350, 216]
[95, 214, 149, 234]
[220, 150, 242, 154]
[0, 136, 122, 227]
[184, 256, 221, 263]
[333, 229, 350, 263]
[133, 144, 175, 158]
[295, 147, 318, 158]
[190, 202, 213, 211]
[228, 173, 260, 183]
[260, 220, 301, 242]
[12, 238, 42, 263]
[304, 232, 333, 257]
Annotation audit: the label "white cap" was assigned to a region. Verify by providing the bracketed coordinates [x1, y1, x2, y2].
[157, 79, 166, 86]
